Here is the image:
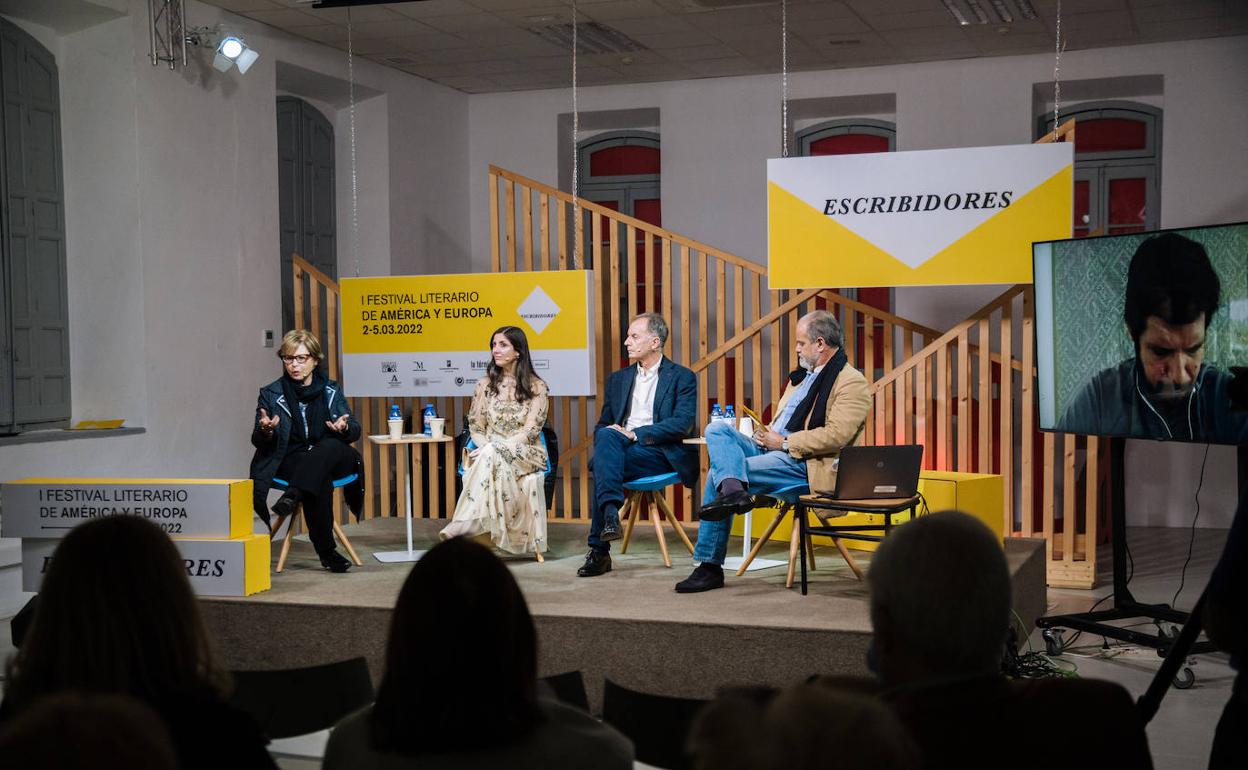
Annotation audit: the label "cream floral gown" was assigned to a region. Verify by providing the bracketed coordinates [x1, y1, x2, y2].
[440, 376, 549, 554]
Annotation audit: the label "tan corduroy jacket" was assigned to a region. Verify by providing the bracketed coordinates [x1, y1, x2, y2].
[770, 361, 871, 494]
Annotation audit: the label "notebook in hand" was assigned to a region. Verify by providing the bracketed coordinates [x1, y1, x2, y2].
[825, 445, 924, 500]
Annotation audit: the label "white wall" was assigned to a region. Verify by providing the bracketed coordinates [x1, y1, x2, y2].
[467, 35, 1248, 527]
[0, 0, 470, 487]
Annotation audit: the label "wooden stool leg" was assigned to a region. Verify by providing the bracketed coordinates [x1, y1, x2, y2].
[832, 538, 864, 581]
[332, 520, 363, 566]
[277, 509, 300, 573]
[806, 530, 817, 571]
[619, 493, 640, 554]
[736, 504, 789, 576]
[654, 489, 694, 555]
[649, 493, 672, 567]
[270, 513, 289, 542]
[534, 549, 545, 563]
[785, 510, 801, 588]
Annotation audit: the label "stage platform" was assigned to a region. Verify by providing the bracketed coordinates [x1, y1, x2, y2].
[200, 517, 1046, 712]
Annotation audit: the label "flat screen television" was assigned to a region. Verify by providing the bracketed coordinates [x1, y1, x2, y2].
[1034, 221, 1248, 444]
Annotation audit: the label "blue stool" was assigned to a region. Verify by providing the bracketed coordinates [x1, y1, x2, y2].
[270, 475, 363, 573]
[619, 472, 694, 568]
[738, 483, 863, 589]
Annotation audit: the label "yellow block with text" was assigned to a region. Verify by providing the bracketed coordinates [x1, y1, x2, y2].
[731, 471, 1004, 552]
[340, 271, 590, 354]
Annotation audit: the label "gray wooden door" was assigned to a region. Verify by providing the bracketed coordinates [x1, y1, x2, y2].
[277, 96, 335, 333]
[0, 20, 69, 432]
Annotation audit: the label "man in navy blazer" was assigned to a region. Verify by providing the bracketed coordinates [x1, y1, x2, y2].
[578, 313, 699, 577]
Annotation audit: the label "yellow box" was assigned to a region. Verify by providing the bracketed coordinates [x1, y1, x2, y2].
[731, 471, 1004, 551]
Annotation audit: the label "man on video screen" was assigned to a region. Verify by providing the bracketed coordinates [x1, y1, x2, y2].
[1057, 233, 1248, 442]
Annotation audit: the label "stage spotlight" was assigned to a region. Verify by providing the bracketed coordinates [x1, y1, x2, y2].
[188, 26, 259, 74]
[219, 36, 244, 59]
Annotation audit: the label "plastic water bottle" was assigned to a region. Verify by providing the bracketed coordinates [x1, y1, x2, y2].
[422, 404, 437, 435]
[710, 403, 724, 424]
[389, 404, 401, 421]
[724, 404, 736, 427]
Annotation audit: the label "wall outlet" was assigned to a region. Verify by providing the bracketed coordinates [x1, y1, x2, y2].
[263, 329, 274, 348]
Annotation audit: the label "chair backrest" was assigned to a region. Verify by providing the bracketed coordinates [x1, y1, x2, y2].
[228, 657, 374, 739]
[538, 670, 589, 713]
[602, 679, 708, 770]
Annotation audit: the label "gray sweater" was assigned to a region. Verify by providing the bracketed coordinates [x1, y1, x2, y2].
[322, 697, 634, 770]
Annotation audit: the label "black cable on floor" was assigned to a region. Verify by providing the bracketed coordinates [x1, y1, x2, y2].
[1170, 443, 1210, 610]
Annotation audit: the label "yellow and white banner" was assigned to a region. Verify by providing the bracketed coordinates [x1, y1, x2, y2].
[767, 143, 1073, 288]
[340, 271, 595, 397]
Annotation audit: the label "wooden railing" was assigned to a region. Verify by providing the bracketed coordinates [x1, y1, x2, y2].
[865, 285, 1107, 587]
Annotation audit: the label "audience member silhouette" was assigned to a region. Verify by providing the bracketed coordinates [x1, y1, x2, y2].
[867, 511, 1153, 770]
[0, 693, 178, 770]
[688, 683, 919, 770]
[324, 537, 632, 769]
[0, 516, 275, 770]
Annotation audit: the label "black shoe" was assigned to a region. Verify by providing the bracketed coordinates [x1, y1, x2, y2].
[576, 550, 612, 577]
[600, 506, 622, 542]
[675, 563, 724, 593]
[271, 488, 301, 519]
[320, 550, 351, 573]
[699, 490, 753, 521]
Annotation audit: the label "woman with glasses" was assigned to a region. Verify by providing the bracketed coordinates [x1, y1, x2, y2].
[249, 329, 361, 573]
[440, 326, 549, 557]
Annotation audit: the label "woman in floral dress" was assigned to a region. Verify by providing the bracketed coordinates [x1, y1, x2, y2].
[440, 326, 548, 556]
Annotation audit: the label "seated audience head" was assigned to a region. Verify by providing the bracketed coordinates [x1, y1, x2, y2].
[867, 510, 1011, 687]
[796, 310, 843, 370]
[0, 693, 178, 770]
[277, 328, 323, 383]
[689, 684, 919, 770]
[370, 537, 540, 754]
[1124, 233, 1220, 399]
[625, 312, 668, 365]
[3, 516, 225, 712]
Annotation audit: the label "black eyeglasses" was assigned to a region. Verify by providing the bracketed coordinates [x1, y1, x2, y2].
[280, 354, 313, 364]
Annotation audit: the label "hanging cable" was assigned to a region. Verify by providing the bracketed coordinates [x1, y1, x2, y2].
[347, 7, 361, 278]
[781, 0, 789, 158]
[1051, 0, 1063, 140]
[571, 0, 581, 269]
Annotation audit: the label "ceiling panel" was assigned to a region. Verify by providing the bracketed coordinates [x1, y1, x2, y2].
[198, 0, 1248, 93]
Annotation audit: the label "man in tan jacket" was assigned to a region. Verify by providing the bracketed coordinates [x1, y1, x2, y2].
[677, 310, 870, 593]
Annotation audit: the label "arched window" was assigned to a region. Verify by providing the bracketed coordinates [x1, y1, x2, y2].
[1038, 102, 1161, 238]
[796, 119, 896, 156]
[577, 131, 661, 314]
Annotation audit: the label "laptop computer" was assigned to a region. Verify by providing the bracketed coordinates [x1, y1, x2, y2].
[826, 445, 924, 500]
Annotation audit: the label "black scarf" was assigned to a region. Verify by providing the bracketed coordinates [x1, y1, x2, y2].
[280, 368, 329, 446]
[784, 348, 849, 433]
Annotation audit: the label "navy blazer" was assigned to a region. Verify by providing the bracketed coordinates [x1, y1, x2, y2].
[596, 356, 699, 488]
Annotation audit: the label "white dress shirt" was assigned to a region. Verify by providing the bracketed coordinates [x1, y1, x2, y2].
[624, 358, 662, 432]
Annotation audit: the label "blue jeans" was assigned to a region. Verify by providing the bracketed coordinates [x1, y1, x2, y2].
[589, 426, 678, 553]
[691, 420, 808, 565]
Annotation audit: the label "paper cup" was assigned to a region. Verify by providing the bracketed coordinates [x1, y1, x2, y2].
[387, 419, 403, 440]
[429, 417, 446, 439]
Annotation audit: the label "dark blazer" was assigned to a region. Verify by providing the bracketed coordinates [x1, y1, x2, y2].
[596, 356, 699, 487]
[248, 374, 363, 524]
